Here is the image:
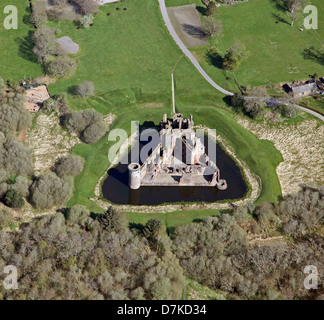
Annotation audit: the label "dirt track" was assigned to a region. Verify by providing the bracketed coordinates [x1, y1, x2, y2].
[167, 4, 208, 48]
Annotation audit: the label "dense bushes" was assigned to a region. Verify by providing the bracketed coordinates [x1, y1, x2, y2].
[61, 109, 106, 144]
[32, 25, 76, 78]
[54, 154, 84, 178]
[29, 173, 74, 209]
[0, 207, 185, 300]
[0, 92, 30, 133]
[75, 81, 95, 97]
[0, 141, 33, 178]
[48, 55, 76, 78]
[172, 185, 324, 299]
[4, 190, 24, 209]
[42, 93, 70, 114]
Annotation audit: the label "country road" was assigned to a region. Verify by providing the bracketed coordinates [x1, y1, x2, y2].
[158, 0, 324, 122]
[158, 0, 234, 96]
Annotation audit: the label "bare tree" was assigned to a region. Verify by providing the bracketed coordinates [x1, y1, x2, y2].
[202, 17, 223, 38]
[286, 0, 305, 26]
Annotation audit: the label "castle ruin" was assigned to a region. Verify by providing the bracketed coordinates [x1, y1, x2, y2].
[128, 113, 227, 190]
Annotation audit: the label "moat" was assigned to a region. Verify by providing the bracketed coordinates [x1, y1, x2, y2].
[102, 133, 247, 205]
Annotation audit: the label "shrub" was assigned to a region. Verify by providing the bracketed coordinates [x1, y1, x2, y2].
[81, 122, 106, 144]
[243, 99, 265, 118]
[30, 173, 73, 209]
[4, 189, 24, 209]
[0, 77, 5, 91]
[71, 0, 98, 14]
[33, 26, 59, 65]
[0, 99, 30, 134]
[280, 104, 296, 118]
[48, 55, 76, 78]
[65, 205, 90, 227]
[80, 14, 94, 28]
[42, 98, 60, 114]
[62, 109, 103, 133]
[1, 141, 34, 177]
[54, 154, 84, 178]
[202, 16, 222, 37]
[97, 207, 127, 232]
[61, 109, 106, 144]
[31, 5, 48, 28]
[0, 207, 13, 229]
[223, 41, 248, 71]
[75, 81, 95, 98]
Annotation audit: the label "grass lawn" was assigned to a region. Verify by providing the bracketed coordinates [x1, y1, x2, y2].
[167, 0, 324, 89]
[301, 96, 324, 114]
[0, 0, 42, 81]
[37, 0, 283, 218]
[126, 208, 223, 236]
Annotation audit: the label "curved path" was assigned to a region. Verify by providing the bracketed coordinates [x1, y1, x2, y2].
[293, 105, 324, 122]
[159, 0, 323, 122]
[158, 0, 234, 96]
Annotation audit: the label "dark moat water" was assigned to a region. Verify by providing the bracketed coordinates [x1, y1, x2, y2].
[102, 135, 248, 205]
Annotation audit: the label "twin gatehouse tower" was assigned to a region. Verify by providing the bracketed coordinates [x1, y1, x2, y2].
[128, 113, 227, 191]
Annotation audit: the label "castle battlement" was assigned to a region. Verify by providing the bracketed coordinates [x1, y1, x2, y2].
[128, 113, 227, 190]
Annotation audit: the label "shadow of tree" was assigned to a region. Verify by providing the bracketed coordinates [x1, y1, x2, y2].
[15, 30, 38, 63]
[205, 47, 223, 69]
[196, 5, 207, 16]
[303, 47, 324, 66]
[129, 222, 145, 234]
[269, 0, 288, 13]
[67, 85, 78, 95]
[272, 13, 290, 25]
[182, 23, 206, 39]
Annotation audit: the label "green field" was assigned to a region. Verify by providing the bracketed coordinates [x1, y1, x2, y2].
[302, 96, 324, 114]
[51, 0, 284, 216]
[126, 209, 223, 236]
[0, 0, 42, 81]
[167, 0, 324, 89]
[0, 0, 285, 221]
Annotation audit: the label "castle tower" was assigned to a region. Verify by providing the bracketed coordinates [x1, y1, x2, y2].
[128, 163, 141, 190]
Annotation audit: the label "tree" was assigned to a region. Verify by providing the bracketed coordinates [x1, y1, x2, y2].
[4, 189, 24, 209]
[65, 205, 90, 227]
[33, 26, 59, 65]
[54, 154, 84, 178]
[31, 5, 48, 28]
[48, 55, 76, 78]
[62, 109, 103, 133]
[280, 104, 296, 118]
[61, 109, 106, 144]
[202, 0, 217, 16]
[286, 0, 305, 26]
[0, 77, 5, 92]
[223, 41, 248, 71]
[243, 99, 265, 118]
[202, 17, 223, 38]
[29, 173, 73, 209]
[142, 219, 163, 241]
[231, 92, 244, 108]
[81, 122, 106, 144]
[0, 101, 31, 133]
[1, 141, 34, 177]
[80, 14, 93, 28]
[98, 206, 127, 232]
[71, 0, 98, 15]
[75, 81, 95, 97]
